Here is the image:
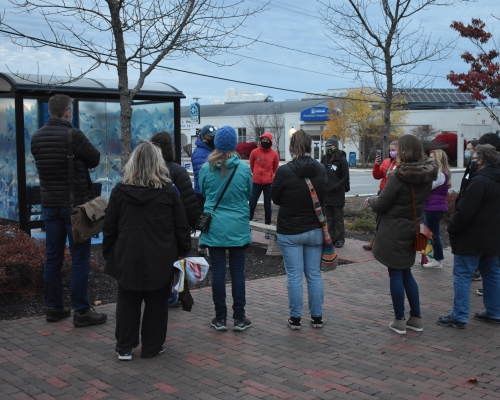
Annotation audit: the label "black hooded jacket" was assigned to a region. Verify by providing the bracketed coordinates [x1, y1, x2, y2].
[102, 182, 191, 291]
[166, 161, 201, 229]
[271, 156, 327, 235]
[448, 165, 500, 255]
[320, 150, 349, 206]
[31, 118, 100, 207]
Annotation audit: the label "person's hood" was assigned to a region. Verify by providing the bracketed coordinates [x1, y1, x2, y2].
[195, 135, 213, 151]
[260, 132, 273, 144]
[477, 164, 500, 184]
[395, 160, 438, 184]
[288, 156, 320, 178]
[115, 183, 170, 204]
[214, 153, 240, 170]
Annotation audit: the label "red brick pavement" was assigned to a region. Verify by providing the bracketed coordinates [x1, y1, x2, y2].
[0, 239, 499, 399]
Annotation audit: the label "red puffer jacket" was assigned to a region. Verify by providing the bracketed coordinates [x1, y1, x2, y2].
[249, 132, 280, 185]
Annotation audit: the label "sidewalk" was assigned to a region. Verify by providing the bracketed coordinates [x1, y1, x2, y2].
[1, 239, 499, 399]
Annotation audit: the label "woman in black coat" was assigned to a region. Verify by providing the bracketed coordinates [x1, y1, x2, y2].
[103, 142, 191, 360]
[151, 131, 201, 230]
[320, 138, 349, 248]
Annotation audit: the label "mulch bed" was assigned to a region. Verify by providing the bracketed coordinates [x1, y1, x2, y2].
[0, 199, 449, 321]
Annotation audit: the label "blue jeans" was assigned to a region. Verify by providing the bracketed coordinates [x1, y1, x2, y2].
[42, 207, 91, 313]
[450, 254, 500, 322]
[209, 247, 247, 321]
[388, 268, 420, 320]
[277, 229, 324, 318]
[249, 184, 272, 225]
[424, 211, 444, 261]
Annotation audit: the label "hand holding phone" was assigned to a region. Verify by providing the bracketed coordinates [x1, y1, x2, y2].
[375, 150, 381, 165]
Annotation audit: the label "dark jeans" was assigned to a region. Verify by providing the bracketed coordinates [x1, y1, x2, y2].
[324, 205, 345, 243]
[424, 211, 444, 261]
[249, 183, 272, 225]
[115, 284, 171, 358]
[42, 207, 91, 313]
[388, 268, 421, 320]
[209, 247, 247, 321]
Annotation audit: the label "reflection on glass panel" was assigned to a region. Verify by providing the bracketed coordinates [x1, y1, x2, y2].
[0, 98, 38, 221]
[131, 102, 174, 149]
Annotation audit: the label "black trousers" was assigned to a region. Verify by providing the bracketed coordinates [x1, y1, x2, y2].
[324, 205, 345, 243]
[115, 284, 171, 358]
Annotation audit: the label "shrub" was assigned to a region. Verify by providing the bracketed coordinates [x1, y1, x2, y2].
[236, 142, 257, 159]
[0, 225, 101, 295]
[346, 207, 376, 233]
[443, 190, 458, 224]
[431, 133, 466, 162]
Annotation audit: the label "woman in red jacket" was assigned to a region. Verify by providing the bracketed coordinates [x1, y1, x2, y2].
[249, 132, 280, 238]
[363, 141, 398, 251]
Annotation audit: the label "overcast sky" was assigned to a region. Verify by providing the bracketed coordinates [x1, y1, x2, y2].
[0, 0, 498, 106]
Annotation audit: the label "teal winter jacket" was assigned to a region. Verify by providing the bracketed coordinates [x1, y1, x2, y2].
[199, 154, 253, 247]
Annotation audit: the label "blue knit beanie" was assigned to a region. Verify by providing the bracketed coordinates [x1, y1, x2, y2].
[214, 126, 238, 152]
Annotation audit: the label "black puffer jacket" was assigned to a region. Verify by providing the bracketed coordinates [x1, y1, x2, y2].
[166, 161, 201, 229]
[448, 165, 500, 255]
[367, 160, 437, 270]
[321, 150, 349, 207]
[31, 118, 100, 207]
[272, 156, 327, 235]
[102, 183, 192, 291]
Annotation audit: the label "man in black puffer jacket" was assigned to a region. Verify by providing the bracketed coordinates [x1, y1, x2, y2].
[31, 94, 107, 327]
[437, 144, 500, 329]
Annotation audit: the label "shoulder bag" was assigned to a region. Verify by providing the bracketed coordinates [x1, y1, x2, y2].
[304, 177, 338, 271]
[67, 128, 108, 243]
[411, 184, 433, 252]
[196, 164, 239, 233]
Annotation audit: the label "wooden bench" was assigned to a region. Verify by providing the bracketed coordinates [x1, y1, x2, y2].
[249, 221, 282, 256]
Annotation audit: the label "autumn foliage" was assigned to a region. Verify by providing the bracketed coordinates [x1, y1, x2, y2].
[236, 142, 257, 159]
[0, 225, 100, 295]
[447, 19, 500, 124]
[431, 133, 466, 162]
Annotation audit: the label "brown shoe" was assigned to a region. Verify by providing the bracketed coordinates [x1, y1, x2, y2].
[362, 244, 372, 251]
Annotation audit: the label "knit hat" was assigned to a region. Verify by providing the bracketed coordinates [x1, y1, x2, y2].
[200, 125, 218, 137]
[214, 126, 238, 152]
[326, 138, 339, 148]
[478, 132, 500, 151]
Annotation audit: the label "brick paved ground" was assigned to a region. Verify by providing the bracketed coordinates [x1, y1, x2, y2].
[1, 240, 499, 399]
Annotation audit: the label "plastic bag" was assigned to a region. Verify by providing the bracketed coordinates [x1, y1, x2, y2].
[182, 257, 210, 283]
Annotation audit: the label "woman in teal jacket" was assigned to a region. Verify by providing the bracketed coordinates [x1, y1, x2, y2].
[199, 126, 253, 332]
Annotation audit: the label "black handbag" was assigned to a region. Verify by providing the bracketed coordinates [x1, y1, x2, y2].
[196, 164, 238, 233]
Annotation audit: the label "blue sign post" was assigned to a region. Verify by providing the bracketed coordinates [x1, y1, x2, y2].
[190, 103, 200, 125]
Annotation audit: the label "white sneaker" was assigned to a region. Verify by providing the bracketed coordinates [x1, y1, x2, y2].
[423, 259, 442, 269]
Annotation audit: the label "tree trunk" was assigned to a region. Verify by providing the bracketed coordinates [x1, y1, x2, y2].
[108, 0, 133, 168]
[383, 64, 393, 159]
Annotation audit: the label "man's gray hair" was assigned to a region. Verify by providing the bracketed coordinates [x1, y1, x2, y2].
[475, 144, 500, 166]
[122, 142, 170, 188]
[48, 94, 73, 118]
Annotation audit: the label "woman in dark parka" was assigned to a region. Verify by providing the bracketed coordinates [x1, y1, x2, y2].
[366, 135, 437, 335]
[103, 142, 191, 360]
[320, 137, 349, 248]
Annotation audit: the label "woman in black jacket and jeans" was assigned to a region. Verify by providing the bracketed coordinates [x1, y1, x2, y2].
[321, 138, 349, 248]
[103, 142, 191, 360]
[272, 130, 327, 330]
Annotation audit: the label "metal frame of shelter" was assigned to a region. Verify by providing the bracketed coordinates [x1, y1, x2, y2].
[0, 72, 185, 234]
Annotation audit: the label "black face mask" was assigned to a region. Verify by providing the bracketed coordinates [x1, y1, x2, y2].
[205, 138, 215, 149]
[469, 161, 478, 173]
[261, 141, 272, 149]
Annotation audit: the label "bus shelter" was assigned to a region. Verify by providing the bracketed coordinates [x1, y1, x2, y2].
[0, 72, 185, 233]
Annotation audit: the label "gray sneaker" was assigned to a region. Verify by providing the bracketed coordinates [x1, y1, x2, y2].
[73, 308, 107, 327]
[210, 318, 227, 331]
[389, 319, 406, 334]
[233, 317, 252, 331]
[406, 316, 423, 332]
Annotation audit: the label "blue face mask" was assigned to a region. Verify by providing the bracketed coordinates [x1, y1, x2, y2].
[464, 150, 471, 159]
